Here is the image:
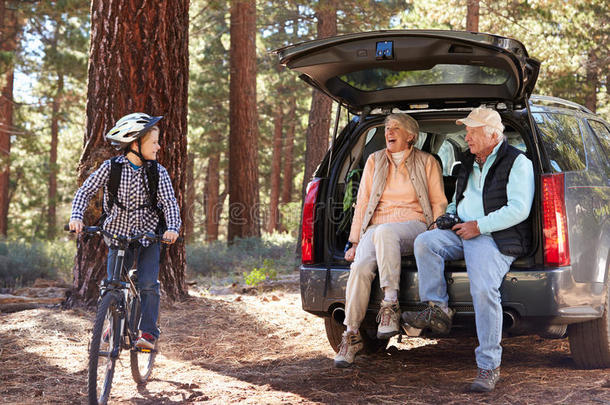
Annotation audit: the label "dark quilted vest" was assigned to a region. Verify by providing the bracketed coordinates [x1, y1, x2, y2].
[454, 141, 532, 257]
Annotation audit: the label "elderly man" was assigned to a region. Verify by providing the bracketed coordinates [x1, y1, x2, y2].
[335, 113, 447, 368]
[402, 107, 534, 392]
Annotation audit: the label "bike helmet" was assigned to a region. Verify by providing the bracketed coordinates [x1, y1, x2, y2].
[105, 112, 163, 150]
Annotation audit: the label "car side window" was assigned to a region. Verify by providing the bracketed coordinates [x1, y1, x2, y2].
[534, 112, 586, 172]
[587, 120, 610, 162]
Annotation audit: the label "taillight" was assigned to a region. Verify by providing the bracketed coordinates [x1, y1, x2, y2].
[302, 178, 321, 264]
[541, 173, 570, 266]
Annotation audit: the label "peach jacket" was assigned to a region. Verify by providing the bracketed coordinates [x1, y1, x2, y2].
[348, 148, 448, 244]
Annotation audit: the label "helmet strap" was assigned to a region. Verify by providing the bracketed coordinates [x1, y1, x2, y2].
[125, 138, 146, 165]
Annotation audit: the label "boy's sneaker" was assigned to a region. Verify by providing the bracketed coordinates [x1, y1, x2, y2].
[334, 330, 363, 368]
[402, 302, 454, 334]
[376, 300, 401, 339]
[135, 332, 156, 350]
[470, 367, 501, 392]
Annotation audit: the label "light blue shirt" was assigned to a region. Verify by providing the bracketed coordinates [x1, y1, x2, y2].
[446, 141, 534, 235]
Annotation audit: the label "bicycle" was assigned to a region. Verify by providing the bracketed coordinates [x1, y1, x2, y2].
[66, 225, 172, 405]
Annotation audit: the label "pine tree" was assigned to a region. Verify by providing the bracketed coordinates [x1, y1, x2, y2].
[72, 0, 189, 304]
[228, 0, 260, 241]
[0, 0, 18, 237]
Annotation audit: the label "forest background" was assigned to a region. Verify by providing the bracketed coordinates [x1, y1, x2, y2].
[0, 0, 607, 290]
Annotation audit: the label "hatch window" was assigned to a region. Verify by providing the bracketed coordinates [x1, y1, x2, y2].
[339, 64, 511, 92]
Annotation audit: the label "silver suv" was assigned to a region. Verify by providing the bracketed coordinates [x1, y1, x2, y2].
[276, 30, 610, 368]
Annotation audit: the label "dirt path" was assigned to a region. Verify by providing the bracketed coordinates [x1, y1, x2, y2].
[1, 280, 609, 404]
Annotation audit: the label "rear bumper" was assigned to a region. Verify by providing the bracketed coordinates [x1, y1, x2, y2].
[300, 265, 606, 326]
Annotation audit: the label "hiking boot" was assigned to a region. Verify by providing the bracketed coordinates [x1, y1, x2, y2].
[401, 302, 454, 334]
[334, 330, 363, 368]
[135, 332, 156, 350]
[376, 300, 401, 339]
[470, 367, 501, 392]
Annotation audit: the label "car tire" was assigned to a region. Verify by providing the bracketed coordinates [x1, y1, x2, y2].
[324, 316, 389, 354]
[568, 281, 610, 368]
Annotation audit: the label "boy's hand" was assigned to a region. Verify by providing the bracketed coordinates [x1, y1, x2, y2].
[69, 219, 84, 234]
[162, 230, 179, 244]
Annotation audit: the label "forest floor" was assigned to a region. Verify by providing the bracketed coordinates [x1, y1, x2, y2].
[1, 275, 610, 405]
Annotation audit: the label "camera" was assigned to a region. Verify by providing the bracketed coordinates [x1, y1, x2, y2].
[435, 213, 462, 230]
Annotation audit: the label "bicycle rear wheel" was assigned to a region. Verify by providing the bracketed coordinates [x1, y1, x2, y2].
[129, 297, 158, 384]
[88, 292, 121, 405]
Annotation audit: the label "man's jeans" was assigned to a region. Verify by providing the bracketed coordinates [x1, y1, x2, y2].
[414, 229, 514, 370]
[106, 242, 161, 338]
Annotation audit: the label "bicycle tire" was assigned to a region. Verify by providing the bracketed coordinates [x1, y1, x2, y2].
[88, 292, 121, 405]
[129, 297, 158, 384]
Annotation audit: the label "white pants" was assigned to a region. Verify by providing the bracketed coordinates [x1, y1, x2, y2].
[344, 220, 427, 329]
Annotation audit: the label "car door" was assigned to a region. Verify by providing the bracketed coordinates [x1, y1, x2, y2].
[274, 30, 540, 113]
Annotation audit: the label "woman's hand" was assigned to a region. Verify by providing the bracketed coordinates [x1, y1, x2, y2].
[162, 230, 179, 244]
[344, 244, 357, 262]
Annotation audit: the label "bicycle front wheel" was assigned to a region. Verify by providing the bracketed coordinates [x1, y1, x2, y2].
[129, 298, 158, 384]
[88, 292, 122, 405]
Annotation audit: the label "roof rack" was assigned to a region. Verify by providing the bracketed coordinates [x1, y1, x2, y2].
[530, 95, 593, 114]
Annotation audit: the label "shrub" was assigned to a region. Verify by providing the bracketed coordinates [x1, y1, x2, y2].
[0, 239, 75, 288]
[244, 259, 278, 286]
[186, 232, 297, 278]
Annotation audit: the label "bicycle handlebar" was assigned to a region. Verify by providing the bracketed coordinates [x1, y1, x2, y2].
[64, 224, 182, 244]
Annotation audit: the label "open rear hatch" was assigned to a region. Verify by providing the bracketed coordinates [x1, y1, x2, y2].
[275, 30, 540, 113]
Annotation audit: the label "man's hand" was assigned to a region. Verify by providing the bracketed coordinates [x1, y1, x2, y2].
[69, 219, 84, 234]
[162, 230, 179, 244]
[452, 221, 480, 240]
[345, 243, 357, 262]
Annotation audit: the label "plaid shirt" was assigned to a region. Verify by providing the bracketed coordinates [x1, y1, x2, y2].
[70, 155, 181, 246]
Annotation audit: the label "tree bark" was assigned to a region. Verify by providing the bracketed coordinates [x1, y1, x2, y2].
[72, 0, 189, 305]
[300, 0, 336, 203]
[466, 0, 479, 32]
[0, 1, 16, 237]
[228, 0, 259, 242]
[267, 104, 283, 233]
[47, 73, 63, 240]
[280, 95, 296, 205]
[584, 51, 598, 113]
[184, 152, 195, 243]
[205, 142, 221, 242]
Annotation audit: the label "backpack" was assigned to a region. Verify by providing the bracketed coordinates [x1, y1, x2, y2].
[97, 156, 167, 232]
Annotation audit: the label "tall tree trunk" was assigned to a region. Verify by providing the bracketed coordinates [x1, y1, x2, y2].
[72, 0, 189, 304]
[0, 1, 16, 237]
[184, 152, 195, 243]
[228, 0, 259, 242]
[281, 95, 296, 205]
[584, 51, 598, 113]
[205, 144, 221, 242]
[300, 0, 336, 203]
[267, 104, 283, 233]
[466, 0, 479, 32]
[297, 0, 336, 252]
[47, 73, 63, 240]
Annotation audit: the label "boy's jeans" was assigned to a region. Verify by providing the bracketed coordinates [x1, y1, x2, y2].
[106, 242, 161, 338]
[413, 229, 514, 370]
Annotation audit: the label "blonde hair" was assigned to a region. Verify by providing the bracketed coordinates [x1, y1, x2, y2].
[385, 113, 419, 146]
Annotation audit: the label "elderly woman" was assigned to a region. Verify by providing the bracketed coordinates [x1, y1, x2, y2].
[335, 113, 447, 368]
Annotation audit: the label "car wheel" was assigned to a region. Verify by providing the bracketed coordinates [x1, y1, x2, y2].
[324, 317, 389, 354]
[568, 280, 610, 368]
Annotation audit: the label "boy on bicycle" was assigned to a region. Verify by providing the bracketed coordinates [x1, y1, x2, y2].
[68, 113, 181, 349]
